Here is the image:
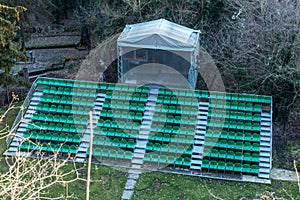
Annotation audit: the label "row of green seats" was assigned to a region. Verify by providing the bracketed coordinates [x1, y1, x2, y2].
[148, 133, 194, 144]
[99, 82, 115, 90]
[146, 142, 193, 155]
[152, 114, 197, 125]
[208, 91, 272, 104]
[43, 86, 97, 98]
[101, 83, 149, 94]
[106, 92, 148, 102]
[102, 101, 145, 111]
[100, 110, 143, 121]
[150, 125, 195, 136]
[144, 153, 191, 167]
[207, 120, 261, 131]
[89, 148, 133, 160]
[209, 100, 262, 112]
[113, 85, 150, 93]
[158, 88, 201, 98]
[157, 96, 199, 106]
[23, 131, 81, 143]
[203, 148, 259, 162]
[94, 127, 138, 139]
[204, 139, 260, 152]
[208, 110, 261, 122]
[154, 105, 198, 116]
[36, 103, 91, 115]
[206, 130, 260, 142]
[97, 119, 140, 130]
[28, 121, 85, 134]
[19, 142, 78, 154]
[93, 137, 135, 149]
[38, 77, 99, 89]
[40, 95, 94, 107]
[32, 113, 89, 125]
[201, 160, 259, 174]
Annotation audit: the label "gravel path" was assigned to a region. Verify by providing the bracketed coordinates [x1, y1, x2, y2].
[271, 168, 299, 182]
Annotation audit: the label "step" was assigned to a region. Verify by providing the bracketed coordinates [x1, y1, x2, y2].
[131, 164, 142, 169]
[122, 190, 133, 200]
[259, 157, 270, 162]
[261, 127, 271, 132]
[76, 153, 87, 158]
[261, 136, 271, 142]
[197, 121, 207, 126]
[125, 179, 136, 190]
[190, 165, 201, 170]
[260, 152, 271, 157]
[195, 129, 206, 135]
[259, 162, 270, 168]
[259, 167, 270, 173]
[137, 134, 148, 140]
[135, 140, 147, 148]
[260, 147, 271, 152]
[97, 93, 106, 98]
[194, 135, 205, 140]
[261, 112, 271, 117]
[258, 173, 270, 179]
[198, 107, 209, 111]
[260, 141, 270, 147]
[75, 158, 86, 163]
[261, 131, 271, 137]
[199, 102, 209, 106]
[197, 115, 208, 120]
[191, 154, 203, 160]
[131, 158, 143, 165]
[134, 148, 145, 154]
[194, 140, 204, 145]
[261, 121, 271, 127]
[133, 153, 144, 159]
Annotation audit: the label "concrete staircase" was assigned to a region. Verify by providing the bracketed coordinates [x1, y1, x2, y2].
[76, 93, 106, 162]
[190, 100, 209, 171]
[4, 90, 43, 156]
[258, 105, 272, 179]
[122, 88, 158, 200]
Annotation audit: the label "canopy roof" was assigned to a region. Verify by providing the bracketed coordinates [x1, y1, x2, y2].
[118, 19, 200, 52]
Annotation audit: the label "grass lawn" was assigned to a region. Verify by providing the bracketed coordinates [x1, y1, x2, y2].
[132, 172, 300, 200]
[0, 104, 299, 199]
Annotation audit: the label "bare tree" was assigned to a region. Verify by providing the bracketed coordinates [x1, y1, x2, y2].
[0, 95, 87, 200]
[204, 0, 300, 122]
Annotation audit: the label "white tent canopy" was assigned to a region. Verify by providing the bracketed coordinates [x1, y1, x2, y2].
[118, 19, 200, 52]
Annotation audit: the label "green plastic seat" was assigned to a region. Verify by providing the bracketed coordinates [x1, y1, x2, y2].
[251, 165, 259, 174]
[244, 142, 252, 151]
[242, 164, 252, 173]
[225, 162, 234, 171]
[146, 142, 153, 151]
[210, 160, 218, 170]
[244, 133, 252, 141]
[252, 143, 260, 151]
[252, 153, 260, 162]
[235, 141, 243, 150]
[183, 157, 191, 166]
[144, 153, 151, 162]
[233, 163, 242, 172]
[235, 152, 243, 160]
[201, 159, 209, 169]
[210, 149, 219, 158]
[218, 161, 226, 171]
[69, 145, 78, 154]
[243, 152, 252, 162]
[219, 150, 227, 159]
[127, 140, 135, 149]
[124, 151, 133, 159]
